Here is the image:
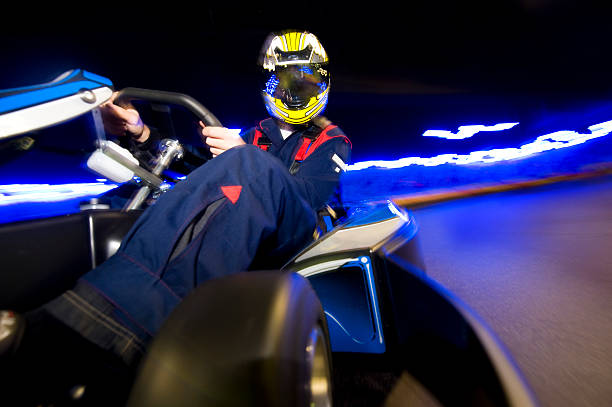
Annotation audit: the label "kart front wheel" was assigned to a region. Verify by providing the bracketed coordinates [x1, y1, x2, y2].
[306, 323, 333, 406]
[126, 271, 332, 407]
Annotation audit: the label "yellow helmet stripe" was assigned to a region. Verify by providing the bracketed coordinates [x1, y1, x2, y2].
[286, 32, 293, 51]
[262, 31, 328, 70]
[283, 32, 294, 52]
[281, 34, 288, 51]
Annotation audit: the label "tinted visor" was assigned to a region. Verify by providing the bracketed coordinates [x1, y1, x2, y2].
[264, 65, 329, 109]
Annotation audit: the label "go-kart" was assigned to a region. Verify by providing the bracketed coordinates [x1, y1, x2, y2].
[0, 70, 539, 406]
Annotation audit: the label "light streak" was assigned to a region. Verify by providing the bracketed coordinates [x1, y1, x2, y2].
[227, 128, 242, 138]
[0, 182, 117, 206]
[348, 119, 612, 171]
[423, 122, 519, 139]
[3, 117, 610, 206]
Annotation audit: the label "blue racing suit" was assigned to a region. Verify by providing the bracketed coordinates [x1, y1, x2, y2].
[43, 117, 351, 366]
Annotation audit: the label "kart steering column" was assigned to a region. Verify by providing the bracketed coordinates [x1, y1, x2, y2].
[123, 139, 184, 211]
[112, 87, 222, 211]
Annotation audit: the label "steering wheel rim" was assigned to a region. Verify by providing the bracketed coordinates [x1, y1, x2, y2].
[114, 87, 223, 127]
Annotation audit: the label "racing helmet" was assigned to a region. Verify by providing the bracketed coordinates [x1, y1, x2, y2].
[260, 30, 330, 125]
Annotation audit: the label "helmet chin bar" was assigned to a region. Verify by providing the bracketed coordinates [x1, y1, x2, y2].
[263, 87, 329, 125]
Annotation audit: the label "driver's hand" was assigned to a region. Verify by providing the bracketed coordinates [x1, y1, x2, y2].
[99, 92, 150, 143]
[200, 121, 245, 157]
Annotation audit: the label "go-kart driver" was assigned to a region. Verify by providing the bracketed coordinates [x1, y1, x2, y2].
[5, 30, 351, 404]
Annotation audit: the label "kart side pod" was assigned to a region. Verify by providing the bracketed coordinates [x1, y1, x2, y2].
[283, 202, 539, 407]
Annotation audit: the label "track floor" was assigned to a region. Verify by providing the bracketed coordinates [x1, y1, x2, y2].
[412, 175, 612, 407]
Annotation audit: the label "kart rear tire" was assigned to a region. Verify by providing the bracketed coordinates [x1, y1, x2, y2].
[127, 271, 332, 407]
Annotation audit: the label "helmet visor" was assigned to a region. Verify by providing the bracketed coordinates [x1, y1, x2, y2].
[264, 65, 329, 109]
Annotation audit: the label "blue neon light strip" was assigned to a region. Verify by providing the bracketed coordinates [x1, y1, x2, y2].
[348, 119, 612, 171]
[423, 122, 519, 140]
[3, 115, 607, 206]
[0, 183, 117, 206]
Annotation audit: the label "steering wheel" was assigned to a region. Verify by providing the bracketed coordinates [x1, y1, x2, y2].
[110, 88, 224, 210]
[114, 87, 223, 127]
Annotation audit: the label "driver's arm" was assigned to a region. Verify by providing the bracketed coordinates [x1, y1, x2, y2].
[199, 121, 245, 157]
[100, 95, 245, 169]
[99, 93, 163, 169]
[99, 92, 150, 142]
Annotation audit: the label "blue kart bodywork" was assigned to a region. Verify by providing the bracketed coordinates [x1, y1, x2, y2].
[0, 70, 539, 406]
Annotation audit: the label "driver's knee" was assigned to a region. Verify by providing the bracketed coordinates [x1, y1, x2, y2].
[180, 143, 299, 207]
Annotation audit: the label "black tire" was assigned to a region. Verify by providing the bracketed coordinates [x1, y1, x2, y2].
[127, 271, 333, 407]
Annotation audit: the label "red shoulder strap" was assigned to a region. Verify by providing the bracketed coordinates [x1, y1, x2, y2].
[252, 128, 271, 151]
[294, 137, 314, 161]
[294, 125, 351, 162]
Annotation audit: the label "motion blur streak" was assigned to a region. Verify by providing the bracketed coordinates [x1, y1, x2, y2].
[348, 119, 612, 171]
[0, 183, 117, 206]
[3, 120, 612, 204]
[423, 122, 519, 140]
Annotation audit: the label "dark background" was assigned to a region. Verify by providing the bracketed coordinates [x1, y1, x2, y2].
[2, 1, 612, 162]
[3, 5, 612, 406]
